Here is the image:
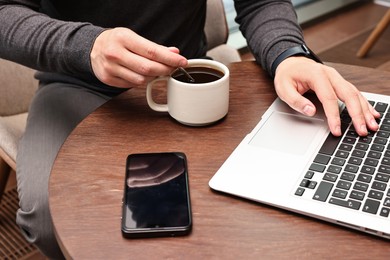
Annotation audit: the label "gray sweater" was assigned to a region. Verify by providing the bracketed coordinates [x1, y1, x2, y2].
[0, 0, 304, 87]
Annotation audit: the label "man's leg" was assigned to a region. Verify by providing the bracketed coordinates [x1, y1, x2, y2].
[15, 79, 121, 259]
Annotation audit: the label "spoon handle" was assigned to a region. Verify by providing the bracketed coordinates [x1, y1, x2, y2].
[178, 67, 195, 83]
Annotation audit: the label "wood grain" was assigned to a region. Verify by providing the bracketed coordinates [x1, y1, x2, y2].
[49, 61, 390, 259]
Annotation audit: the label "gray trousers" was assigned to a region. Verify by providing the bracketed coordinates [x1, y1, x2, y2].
[16, 72, 125, 259]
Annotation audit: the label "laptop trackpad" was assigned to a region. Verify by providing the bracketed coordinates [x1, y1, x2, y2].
[249, 112, 326, 155]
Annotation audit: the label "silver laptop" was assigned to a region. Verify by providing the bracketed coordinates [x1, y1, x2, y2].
[209, 91, 390, 239]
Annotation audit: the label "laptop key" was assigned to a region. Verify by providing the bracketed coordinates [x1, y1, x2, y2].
[355, 143, 369, 151]
[332, 189, 348, 199]
[384, 197, 390, 207]
[335, 150, 349, 158]
[327, 165, 342, 174]
[362, 199, 380, 214]
[319, 134, 342, 155]
[371, 181, 386, 191]
[380, 207, 390, 217]
[382, 118, 390, 125]
[375, 173, 390, 183]
[368, 190, 384, 200]
[304, 171, 315, 179]
[314, 154, 331, 165]
[357, 174, 372, 183]
[349, 190, 365, 201]
[360, 165, 375, 175]
[354, 182, 369, 192]
[318, 123, 349, 156]
[378, 164, 390, 174]
[364, 158, 379, 167]
[329, 198, 361, 210]
[295, 187, 305, 196]
[331, 157, 345, 166]
[374, 137, 387, 145]
[341, 172, 355, 182]
[336, 180, 352, 190]
[309, 163, 326, 173]
[380, 124, 390, 132]
[323, 173, 337, 182]
[351, 150, 365, 158]
[377, 131, 390, 138]
[313, 181, 333, 202]
[359, 136, 372, 144]
[374, 102, 388, 113]
[371, 144, 385, 152]
[382, 157, 390, 165]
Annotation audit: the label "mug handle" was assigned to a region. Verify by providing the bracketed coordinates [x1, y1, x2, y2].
[146, 76, 169, 112]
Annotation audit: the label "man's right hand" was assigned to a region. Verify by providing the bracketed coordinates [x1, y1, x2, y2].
[90, 27, 188, 88]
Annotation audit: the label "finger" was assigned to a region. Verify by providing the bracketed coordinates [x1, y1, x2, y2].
[275, 59, 342, 135]
[368, 101, 381, 119]
[303, 69, 343, 136]
[326, 67, 377, 135]
[98, 61, 155, 88]
[124, 52, 177, 77]
[168, 47, 181, 54]
[125, 31, 187, 67]
[274, 78, 317, 117]
[359, 94, 379, 132]
[101, 49, 169, 84]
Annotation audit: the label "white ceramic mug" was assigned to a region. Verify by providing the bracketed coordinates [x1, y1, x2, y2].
[146, 59, 229, 126]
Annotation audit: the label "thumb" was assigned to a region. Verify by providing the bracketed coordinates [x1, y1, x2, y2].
[290, 96, 316, 117]
[301, 100, 316, 116]
[275, 84, 316, 117]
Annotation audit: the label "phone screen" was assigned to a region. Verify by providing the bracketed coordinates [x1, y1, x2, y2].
[121, 152, 192, 238]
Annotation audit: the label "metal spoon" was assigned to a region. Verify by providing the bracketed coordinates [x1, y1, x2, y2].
[178, 67, 195, 83]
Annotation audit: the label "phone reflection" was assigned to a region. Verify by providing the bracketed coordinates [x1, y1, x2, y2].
[124, 153, 190, 230]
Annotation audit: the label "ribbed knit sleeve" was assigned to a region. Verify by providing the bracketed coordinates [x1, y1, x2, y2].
[0, 1, 104, 81]
[234, 0, 305, 75]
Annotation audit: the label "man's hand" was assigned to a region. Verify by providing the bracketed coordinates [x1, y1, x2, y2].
[90, 27, 188, 88]
[274, 56, 380, 136]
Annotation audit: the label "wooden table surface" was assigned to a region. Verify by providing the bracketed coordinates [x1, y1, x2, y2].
[49, 61, 390, 259]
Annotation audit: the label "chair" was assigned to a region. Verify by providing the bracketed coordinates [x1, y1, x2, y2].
[205, 0, 242, 65]
[0, 58, 38, 203]
[356, 8, 390, 58]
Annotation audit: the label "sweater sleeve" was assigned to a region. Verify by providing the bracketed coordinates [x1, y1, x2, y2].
[234, 0, 305, 75]
[0, 0, 104, 80]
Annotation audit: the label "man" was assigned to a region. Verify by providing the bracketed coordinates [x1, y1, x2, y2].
[0, 0, 379, 258]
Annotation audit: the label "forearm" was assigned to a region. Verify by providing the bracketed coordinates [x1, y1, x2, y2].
[234, 0, 304, 75]
[0, 1, 104, 79]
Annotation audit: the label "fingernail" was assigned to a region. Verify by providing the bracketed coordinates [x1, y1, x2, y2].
[333, 125, 342, 136]
[303, 105, 315, 116]
[361, 124, 368, 134]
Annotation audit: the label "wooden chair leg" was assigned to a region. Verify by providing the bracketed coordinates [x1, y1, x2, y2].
[357, 9, 390, 58]
[0, 157, 11, 203]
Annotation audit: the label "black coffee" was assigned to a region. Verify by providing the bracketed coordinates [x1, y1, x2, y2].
[173, 67, 224, 84]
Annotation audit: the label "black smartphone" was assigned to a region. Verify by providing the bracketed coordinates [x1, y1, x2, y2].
[121, 152, 192, 238]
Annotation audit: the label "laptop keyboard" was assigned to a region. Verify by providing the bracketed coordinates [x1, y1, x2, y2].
[295, 100, 390, 218]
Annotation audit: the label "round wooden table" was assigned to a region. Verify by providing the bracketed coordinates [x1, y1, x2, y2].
[49, 61, 390, 259]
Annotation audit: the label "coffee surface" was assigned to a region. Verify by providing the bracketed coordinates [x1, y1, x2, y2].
[173, 67, 224, 84]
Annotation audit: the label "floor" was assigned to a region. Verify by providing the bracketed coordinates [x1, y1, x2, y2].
[0, 186, 45, 260]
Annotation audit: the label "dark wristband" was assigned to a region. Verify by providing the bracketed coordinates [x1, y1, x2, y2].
[271, 44, 323, 78]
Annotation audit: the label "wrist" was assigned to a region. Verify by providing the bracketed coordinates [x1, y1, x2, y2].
[271, 44, 323, 78]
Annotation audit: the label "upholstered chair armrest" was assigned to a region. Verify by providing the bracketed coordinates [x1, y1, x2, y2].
[0, 58, 38, 116]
